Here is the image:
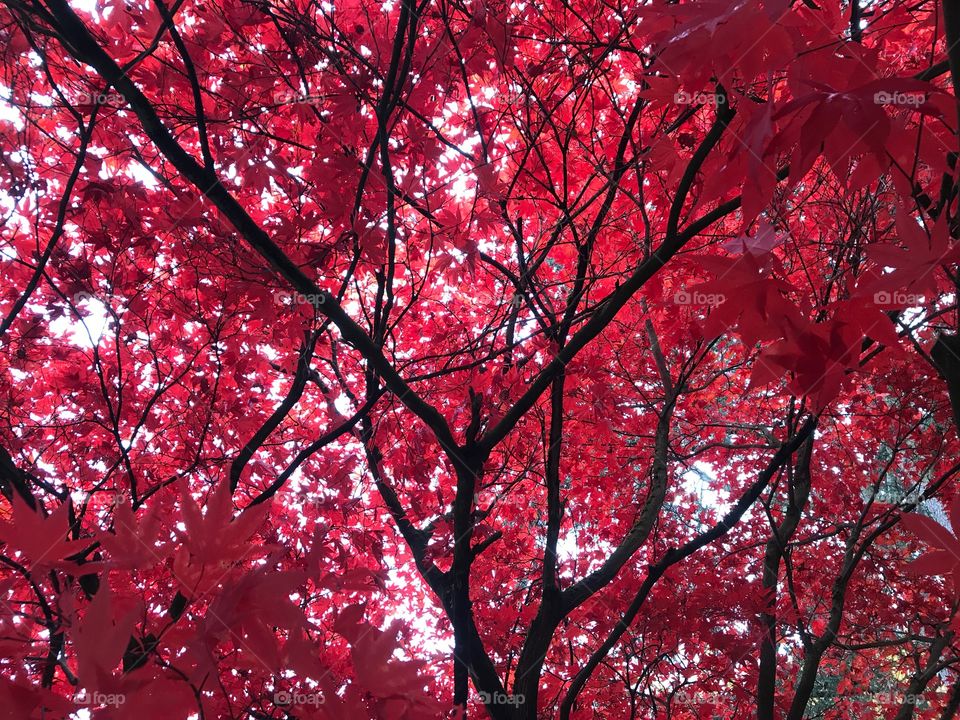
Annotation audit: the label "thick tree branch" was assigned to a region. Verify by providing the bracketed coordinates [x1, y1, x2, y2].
[757, 434, 814, 720]
[38, 0, 461, 462]
[559, 417, 817, 719]
[481, 91, 738, 452]
[229, 333, 317, 492]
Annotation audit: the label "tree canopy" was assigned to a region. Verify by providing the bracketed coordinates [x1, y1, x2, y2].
[2, 0, 960, 718]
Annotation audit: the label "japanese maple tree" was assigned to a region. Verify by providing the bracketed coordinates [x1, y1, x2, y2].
[3, 0, 960, 717]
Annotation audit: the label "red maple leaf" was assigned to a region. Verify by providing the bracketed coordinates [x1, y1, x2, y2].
[0, 494, 87, 567]
[901, 498, 960, 594]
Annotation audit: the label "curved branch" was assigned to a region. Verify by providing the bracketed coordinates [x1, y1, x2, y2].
[559, 417, 817, 719]
[38, 0, 461, 460]
[481, 92, 738, 452]
[229, 333, 317, 492]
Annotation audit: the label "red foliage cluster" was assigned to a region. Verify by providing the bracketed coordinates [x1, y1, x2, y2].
[1, 0, 960, 718]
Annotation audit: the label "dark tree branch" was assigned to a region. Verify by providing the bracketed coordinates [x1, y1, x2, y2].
[559, 417, 817, 720]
